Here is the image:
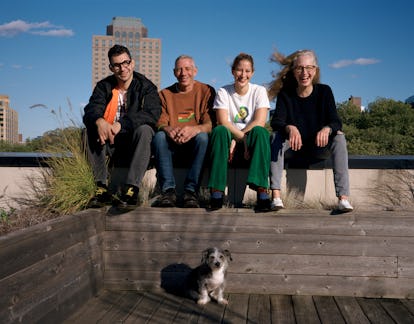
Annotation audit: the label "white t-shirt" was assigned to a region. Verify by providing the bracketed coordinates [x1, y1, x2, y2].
[213, 83, 270, 130]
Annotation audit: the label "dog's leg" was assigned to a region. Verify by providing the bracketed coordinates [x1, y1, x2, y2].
[212, 286, 228, 305]
[197, 287, 211, 305]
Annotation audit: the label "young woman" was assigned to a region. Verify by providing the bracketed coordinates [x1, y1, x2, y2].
[208, 53, 271, 211]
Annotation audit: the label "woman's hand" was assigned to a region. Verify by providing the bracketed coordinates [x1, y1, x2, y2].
[286, 125, 302, 151]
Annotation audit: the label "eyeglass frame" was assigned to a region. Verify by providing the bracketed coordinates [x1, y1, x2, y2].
[109, 59, 132, 70]
[293, 65, 317, 73]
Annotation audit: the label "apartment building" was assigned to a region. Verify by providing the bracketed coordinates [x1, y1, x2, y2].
[0, 95, 19, 144]
[92, 17, 161, 90]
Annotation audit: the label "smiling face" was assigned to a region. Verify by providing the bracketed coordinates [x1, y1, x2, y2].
[293, 52, 318, 90]
[109, 52, 135, 84]
[174, 57, 197, 91]
[232, 59, 254, 90]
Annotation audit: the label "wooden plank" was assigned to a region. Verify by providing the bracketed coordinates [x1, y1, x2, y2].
[172, 297, 208, 323]
[104, 270, 414, 298]
[123, 291, 163, 323]
[292, 295, 320, 324]
[0, 235, 103, 323]
[97, 291, 143, 324]
[223, 293, 249, 324]
[145, 292, 184, 323]
[248, 294, 272, 324]
[105, 208, 414, 237]
[103, 230, 412, 257]
[334, 296, 370, 324]
[356, 298, 395, 324]
[380, 299, 414, 324]
[0, 210, 104, 279]
[104, 251, 398, 278]
[62, 290, 126, 323]
[270, 295, 296, 324]
[313, 296, 345, 324]
[400, 299, 414, 315]
[196, 297, 228, 324]
[398, 257, 414, 278]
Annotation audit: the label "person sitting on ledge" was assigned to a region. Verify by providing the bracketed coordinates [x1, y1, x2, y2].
[152, 55, 215, 208]
[268, 49, 353, 212]
[83, 44, 161, 210]
[208, 52, 271, 212]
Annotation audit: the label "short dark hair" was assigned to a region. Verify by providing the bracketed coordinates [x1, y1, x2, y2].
[108, 44, 131, 63]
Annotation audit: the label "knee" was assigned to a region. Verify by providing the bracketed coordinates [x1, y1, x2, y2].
[194, 132, 209, 147]
[250, 126, 269, 139]
[331, 133, 348, 152]
[134, 124, 154, 140]
[152, 130, 168, 148]
[212, 125, 227, 136]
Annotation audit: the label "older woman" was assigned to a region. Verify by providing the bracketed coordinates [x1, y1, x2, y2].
[268, 49, 353, 212]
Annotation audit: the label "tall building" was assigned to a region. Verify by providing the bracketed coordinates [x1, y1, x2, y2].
[92, 17, 161, 90]
[0, 95, 19, 144]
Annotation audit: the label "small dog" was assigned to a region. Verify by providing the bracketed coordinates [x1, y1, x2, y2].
[187, 247, 232, 305]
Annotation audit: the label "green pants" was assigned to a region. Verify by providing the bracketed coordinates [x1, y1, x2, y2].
[208, 125, 270, 191]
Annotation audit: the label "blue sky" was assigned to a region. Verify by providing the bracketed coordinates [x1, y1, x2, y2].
[1, 0, 413, 140]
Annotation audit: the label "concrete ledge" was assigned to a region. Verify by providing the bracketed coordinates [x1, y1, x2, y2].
[1, 153, 413, 210]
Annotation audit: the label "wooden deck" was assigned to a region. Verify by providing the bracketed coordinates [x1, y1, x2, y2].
[2, 207, 414, 323]
[64, 290, 414, 324]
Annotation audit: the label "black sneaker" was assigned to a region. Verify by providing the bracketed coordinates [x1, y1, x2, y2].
[183, 190, 200, 208]
[209, 190, 224, 210]
[210, 197, 223, 210]
[255, 197, 271, 212]
[159, 188, 176, 207]
[88, 184, 112, 208]
[116, 185, 139, 210]
[255, 188, 271, 212]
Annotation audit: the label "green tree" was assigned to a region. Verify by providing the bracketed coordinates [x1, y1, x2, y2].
[338, 98, 414, 155]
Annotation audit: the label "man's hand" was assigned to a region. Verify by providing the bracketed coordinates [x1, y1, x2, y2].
[163, 125, 199, 144]
[286, 125, 302, 151]
[96, 119, 121, 145]
[175, 125, 200, 144]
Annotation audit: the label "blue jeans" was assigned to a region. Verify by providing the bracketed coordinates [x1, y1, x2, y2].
[152, 131, 209, 193]
[269, 131, 350, 197]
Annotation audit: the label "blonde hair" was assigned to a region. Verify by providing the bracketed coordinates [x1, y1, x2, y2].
[268, 49, 320, 100]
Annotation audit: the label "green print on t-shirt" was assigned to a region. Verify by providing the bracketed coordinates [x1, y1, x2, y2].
[178, 109, 195, 123]
[234, 106, 249, 123]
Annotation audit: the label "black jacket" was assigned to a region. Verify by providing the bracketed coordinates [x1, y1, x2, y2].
[83, 71, 161, 134]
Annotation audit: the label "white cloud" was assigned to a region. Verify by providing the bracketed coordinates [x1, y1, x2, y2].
[0, 19, 74, 37]
[31, 29, 74, 37]
[329, 58, 380, 69]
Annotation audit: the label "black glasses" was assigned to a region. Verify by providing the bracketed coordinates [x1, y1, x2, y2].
[110, 60, 131, 70]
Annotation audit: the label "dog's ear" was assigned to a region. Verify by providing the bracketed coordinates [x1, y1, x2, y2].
[223, 249, 232, 261]
[201, 248, 210, 263]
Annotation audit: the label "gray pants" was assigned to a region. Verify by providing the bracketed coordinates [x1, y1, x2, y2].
[85, 124, 154, 188]
[269, 131, 350, 197]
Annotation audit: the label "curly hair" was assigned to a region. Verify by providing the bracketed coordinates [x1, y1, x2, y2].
[268, 49, 320, 100]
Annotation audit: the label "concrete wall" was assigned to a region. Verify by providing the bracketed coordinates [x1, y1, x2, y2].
[1, 154, 413, 211]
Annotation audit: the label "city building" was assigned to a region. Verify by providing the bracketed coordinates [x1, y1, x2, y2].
[348, 95, 365, 111]
[0, 95, 20, 144]
[92, 17, 161, 90]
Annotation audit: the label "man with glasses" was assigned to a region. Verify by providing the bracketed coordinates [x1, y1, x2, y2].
[152, 55, 215, 208]
[83, 44, 161, 210]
